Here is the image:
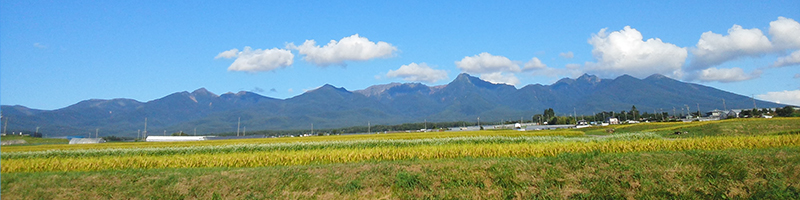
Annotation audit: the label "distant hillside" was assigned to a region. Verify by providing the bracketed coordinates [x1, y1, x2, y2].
[1, 73, 786, 137]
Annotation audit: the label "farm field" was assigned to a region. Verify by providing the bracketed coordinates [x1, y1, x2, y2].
[2, 118, 800, 199]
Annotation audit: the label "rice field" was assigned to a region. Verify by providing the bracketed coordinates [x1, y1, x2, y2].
[2, 118, 800, 199]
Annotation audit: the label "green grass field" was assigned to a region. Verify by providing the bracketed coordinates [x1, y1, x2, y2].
[2, 118, 800, 199]
[0, 135, 68, 145]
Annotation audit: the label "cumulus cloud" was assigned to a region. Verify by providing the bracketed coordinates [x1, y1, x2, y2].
[480, 72, 520, 86]
[691, 67, 761, 83]
[522, 57, 547, 71]
[757, 90, 800, 106]
[455, 52, 520, 74]
[772, 50, 800, 68]
[215, 49, 239, 59]
[690, 25, 773, 69]
[386, 62, 448, 83]
[219, 47, 294, 72]
[287, 34, 397, 67]
[769, 17, 800, 50]
[585, 26, 687, 78]
[559, 51, 574, 59]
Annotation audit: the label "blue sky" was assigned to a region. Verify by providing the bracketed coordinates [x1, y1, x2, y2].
[2, 0, 800, 110]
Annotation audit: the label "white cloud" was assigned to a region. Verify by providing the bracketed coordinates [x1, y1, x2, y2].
[33, 43, 47, 49]
[757, 90, 800, 106]
[794, 73, 800, 79]
[559, 51, 574, 59]
[690, 24, 773, 69]
[215, 48, 239, 59]
[386, 62, 448, 83]
[565, 63, 581, 70]
[455, 52, 520, 74]
[769, 17, 800, 50]
[287, 34, 397, 67]
[479, 72, 520, 86]
[522, 57, 547, 71]
[772, 50, 800, 68]
[222, 47, 294, 72]
[585, 26, 687, 78]
[527, 63, 586, 78]
[692, 67, 760, 83]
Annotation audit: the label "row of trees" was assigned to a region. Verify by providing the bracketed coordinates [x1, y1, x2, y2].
[516, 105, 799, 126]
[744, 106, 799, 117]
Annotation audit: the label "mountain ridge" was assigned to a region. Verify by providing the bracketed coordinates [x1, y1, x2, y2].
[1, 73, 788, 137]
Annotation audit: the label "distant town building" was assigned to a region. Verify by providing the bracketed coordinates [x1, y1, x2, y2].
[606, 117, 620, 125]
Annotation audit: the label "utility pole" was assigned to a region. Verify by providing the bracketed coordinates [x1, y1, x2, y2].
[143, 117, 148, 139]
[723, 98, 727, 111]
[243, 126, 246, 136]
[751, 94, 758, 110]
[311, 123, 314, 135]
[685, 104, 690, 117]
[477, 117, 480, 129]
[36, 127, 39, 136]
[574, 108, 577, 124]
[424, 119, 427, 131]
[163, 130, 166, 136]
[697, 103, 701, 117]
[368, 121, 370, 134]
[237, 117, 241, 136]
[3, 114, 8, 135]
[96, 128, 99, 138]
[194, 128, 196, 136]
[138, 129, 141, 140]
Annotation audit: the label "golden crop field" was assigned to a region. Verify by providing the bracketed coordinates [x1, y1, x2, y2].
[4, 131, 799, 173]
[3, 118, 800, 199]
[0, 129, 584, 153]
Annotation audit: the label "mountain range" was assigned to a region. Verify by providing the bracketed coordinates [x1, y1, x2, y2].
[1, 73, 786, 137]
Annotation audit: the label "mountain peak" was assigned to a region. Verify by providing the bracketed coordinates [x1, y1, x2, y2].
[451, 73, 485, 85]
[354, 82, 403, 97]
[191, 88, 218, 97]
[456, 73, 472, 79]
[315, 84, 350, 93]
[577, 74, 601, 83]
[644, 74, 669, 81]
[615, 74, 638, 81]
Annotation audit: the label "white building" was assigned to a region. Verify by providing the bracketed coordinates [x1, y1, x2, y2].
[146, 136, 207, 142]
[606, 117, 620, 125]
[69, 138, 106, 144]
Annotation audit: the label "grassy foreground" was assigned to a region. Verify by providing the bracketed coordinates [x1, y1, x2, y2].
[2, 118, 800, 199]
[3, 147, 799, 199]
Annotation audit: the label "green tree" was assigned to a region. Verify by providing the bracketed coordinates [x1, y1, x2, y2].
[543, 108, 555, 120]
[171, 132, 188, 136]
[548, 116, 558, 125]
[776, 106, 795, 117]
